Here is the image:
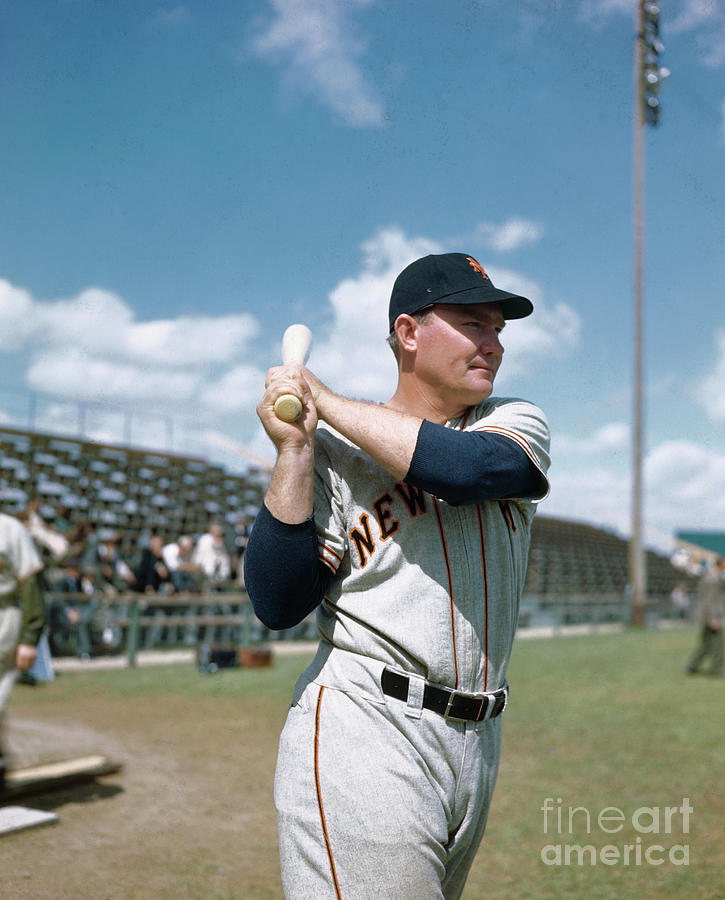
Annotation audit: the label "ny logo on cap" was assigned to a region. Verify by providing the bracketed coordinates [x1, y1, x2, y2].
[466, 257, 490, 280]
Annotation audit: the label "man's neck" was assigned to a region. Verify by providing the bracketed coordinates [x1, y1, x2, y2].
[385, 381, 466, 425]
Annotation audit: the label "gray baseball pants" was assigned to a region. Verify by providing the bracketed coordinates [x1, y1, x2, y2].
[0, 607, 22, 714]
[274, 674, 502, 900]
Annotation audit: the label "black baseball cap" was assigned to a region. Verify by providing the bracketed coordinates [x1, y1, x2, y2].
[388, 252, 533, 332]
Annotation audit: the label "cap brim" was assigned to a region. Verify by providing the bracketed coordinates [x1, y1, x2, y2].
[433, 285, 534, 319]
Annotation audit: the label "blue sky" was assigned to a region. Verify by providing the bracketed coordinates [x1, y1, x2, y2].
[1, 0, 724, 551]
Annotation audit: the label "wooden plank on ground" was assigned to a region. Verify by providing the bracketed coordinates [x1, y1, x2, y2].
[1, 755, 122, 802]
[0, 806, 59, 837]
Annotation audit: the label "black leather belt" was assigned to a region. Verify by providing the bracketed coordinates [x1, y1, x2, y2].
[381, 668, 508, 722]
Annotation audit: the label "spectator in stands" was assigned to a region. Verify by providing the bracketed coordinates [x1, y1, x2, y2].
[686, 558, 725, 678]
[53, 504, 72, 535]
[1, 511, 45, 788]
[231, 514, 250, 585]
[82, 529, 136, 594]
[63, 518, 97, 566]
[134, 534, 172, 594]
[158, 535, 202, 647]
[47, 558, 96, 660]
[192, 522, 231, 591]
[135, 534, 176, 649]
[22, 499, 69, 565]
[191, 522, 233, 644]
[162, 535, 199, 593]
[670, 582, 690, 620]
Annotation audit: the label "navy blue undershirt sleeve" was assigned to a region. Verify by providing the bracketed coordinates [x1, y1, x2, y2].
[243, 503, 332, 630]
[405, 419, 546, 506]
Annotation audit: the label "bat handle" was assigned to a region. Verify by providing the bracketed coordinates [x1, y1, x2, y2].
[273, 323, 312, 422]
[274, 393, 303, 423]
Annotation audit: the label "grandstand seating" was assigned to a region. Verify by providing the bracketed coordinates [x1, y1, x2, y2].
[0, 424, 266, 558]
[525, 515, 687, 598]
[523, 515, 698, 625]
[1, 424, 697, 646]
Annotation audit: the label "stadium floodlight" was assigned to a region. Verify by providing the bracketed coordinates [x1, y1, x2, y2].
[640, 0, 665, 126]
[643, 2, 659, 18]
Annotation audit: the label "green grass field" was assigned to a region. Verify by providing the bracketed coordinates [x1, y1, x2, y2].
[472, 627, 724, 899]
[8, 626, 724, 899]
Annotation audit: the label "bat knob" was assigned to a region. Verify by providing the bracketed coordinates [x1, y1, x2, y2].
[274, 393, 303, 423]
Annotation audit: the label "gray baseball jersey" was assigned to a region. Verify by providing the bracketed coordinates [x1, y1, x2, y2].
[1, 513, 43, 715]
[308, 396, 549, 694]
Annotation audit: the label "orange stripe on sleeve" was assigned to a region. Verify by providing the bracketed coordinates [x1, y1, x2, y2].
[318, 541, 343, 573]
[475, 425, 544, 473]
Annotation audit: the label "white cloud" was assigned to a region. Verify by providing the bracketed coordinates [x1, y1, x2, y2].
[556, 422, 630, 454]
[312, 228, 419, 400]
[127, 314, 259, 367]
[482, 266, 581, 379]
[542, 422, 632, 539]
[37, 289, 134, 357]
[0, 279, 36, 349]
[250, 0, 384, 128]
[1, 278, 265, 429]
[26, 347, 202, 405]
[578, 0, 635, 24]
[645, 439, 725, 530]
[473, 218, 544, 253]
[26, 288, 258, 367]
[198, 365, 266, 413]
[543, 429, 725, 551]
[541, 465, 632, 538]
[671, 0, 725, 67]
[670, 0, 720, 33]
[695, 328, 725, 423]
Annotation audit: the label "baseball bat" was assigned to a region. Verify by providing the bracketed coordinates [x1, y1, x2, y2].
[273, 324, 313, 422]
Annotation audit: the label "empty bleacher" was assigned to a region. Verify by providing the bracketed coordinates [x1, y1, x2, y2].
[522, 516, 697, 626]
[0, 424, 266, 559]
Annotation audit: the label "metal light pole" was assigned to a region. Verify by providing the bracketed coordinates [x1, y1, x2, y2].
[630, 0, 647, 627]
[630, 0, 666, 627]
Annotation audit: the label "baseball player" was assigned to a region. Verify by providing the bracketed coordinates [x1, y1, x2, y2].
[0, 511, 45, 788]
[245, 252, 550, 899]
[686, 557, 725, 677]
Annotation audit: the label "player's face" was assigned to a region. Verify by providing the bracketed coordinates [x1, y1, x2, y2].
[413, 303, 505, 413]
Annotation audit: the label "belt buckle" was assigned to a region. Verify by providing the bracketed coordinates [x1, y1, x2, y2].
[444, 690, 487, 722]
[492, 688, 508, 717]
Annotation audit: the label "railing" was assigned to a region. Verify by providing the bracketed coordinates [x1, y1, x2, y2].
[119, 592, 256, 666]
[44, 590, 318, 667]
[45, 589, 692, 668]
[518, 592, 691, 631]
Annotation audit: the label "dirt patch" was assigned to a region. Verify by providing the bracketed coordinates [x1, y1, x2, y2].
[3, 680, 289, 899]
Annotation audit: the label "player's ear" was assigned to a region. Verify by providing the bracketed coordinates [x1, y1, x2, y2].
[394, 314, 420, 354]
